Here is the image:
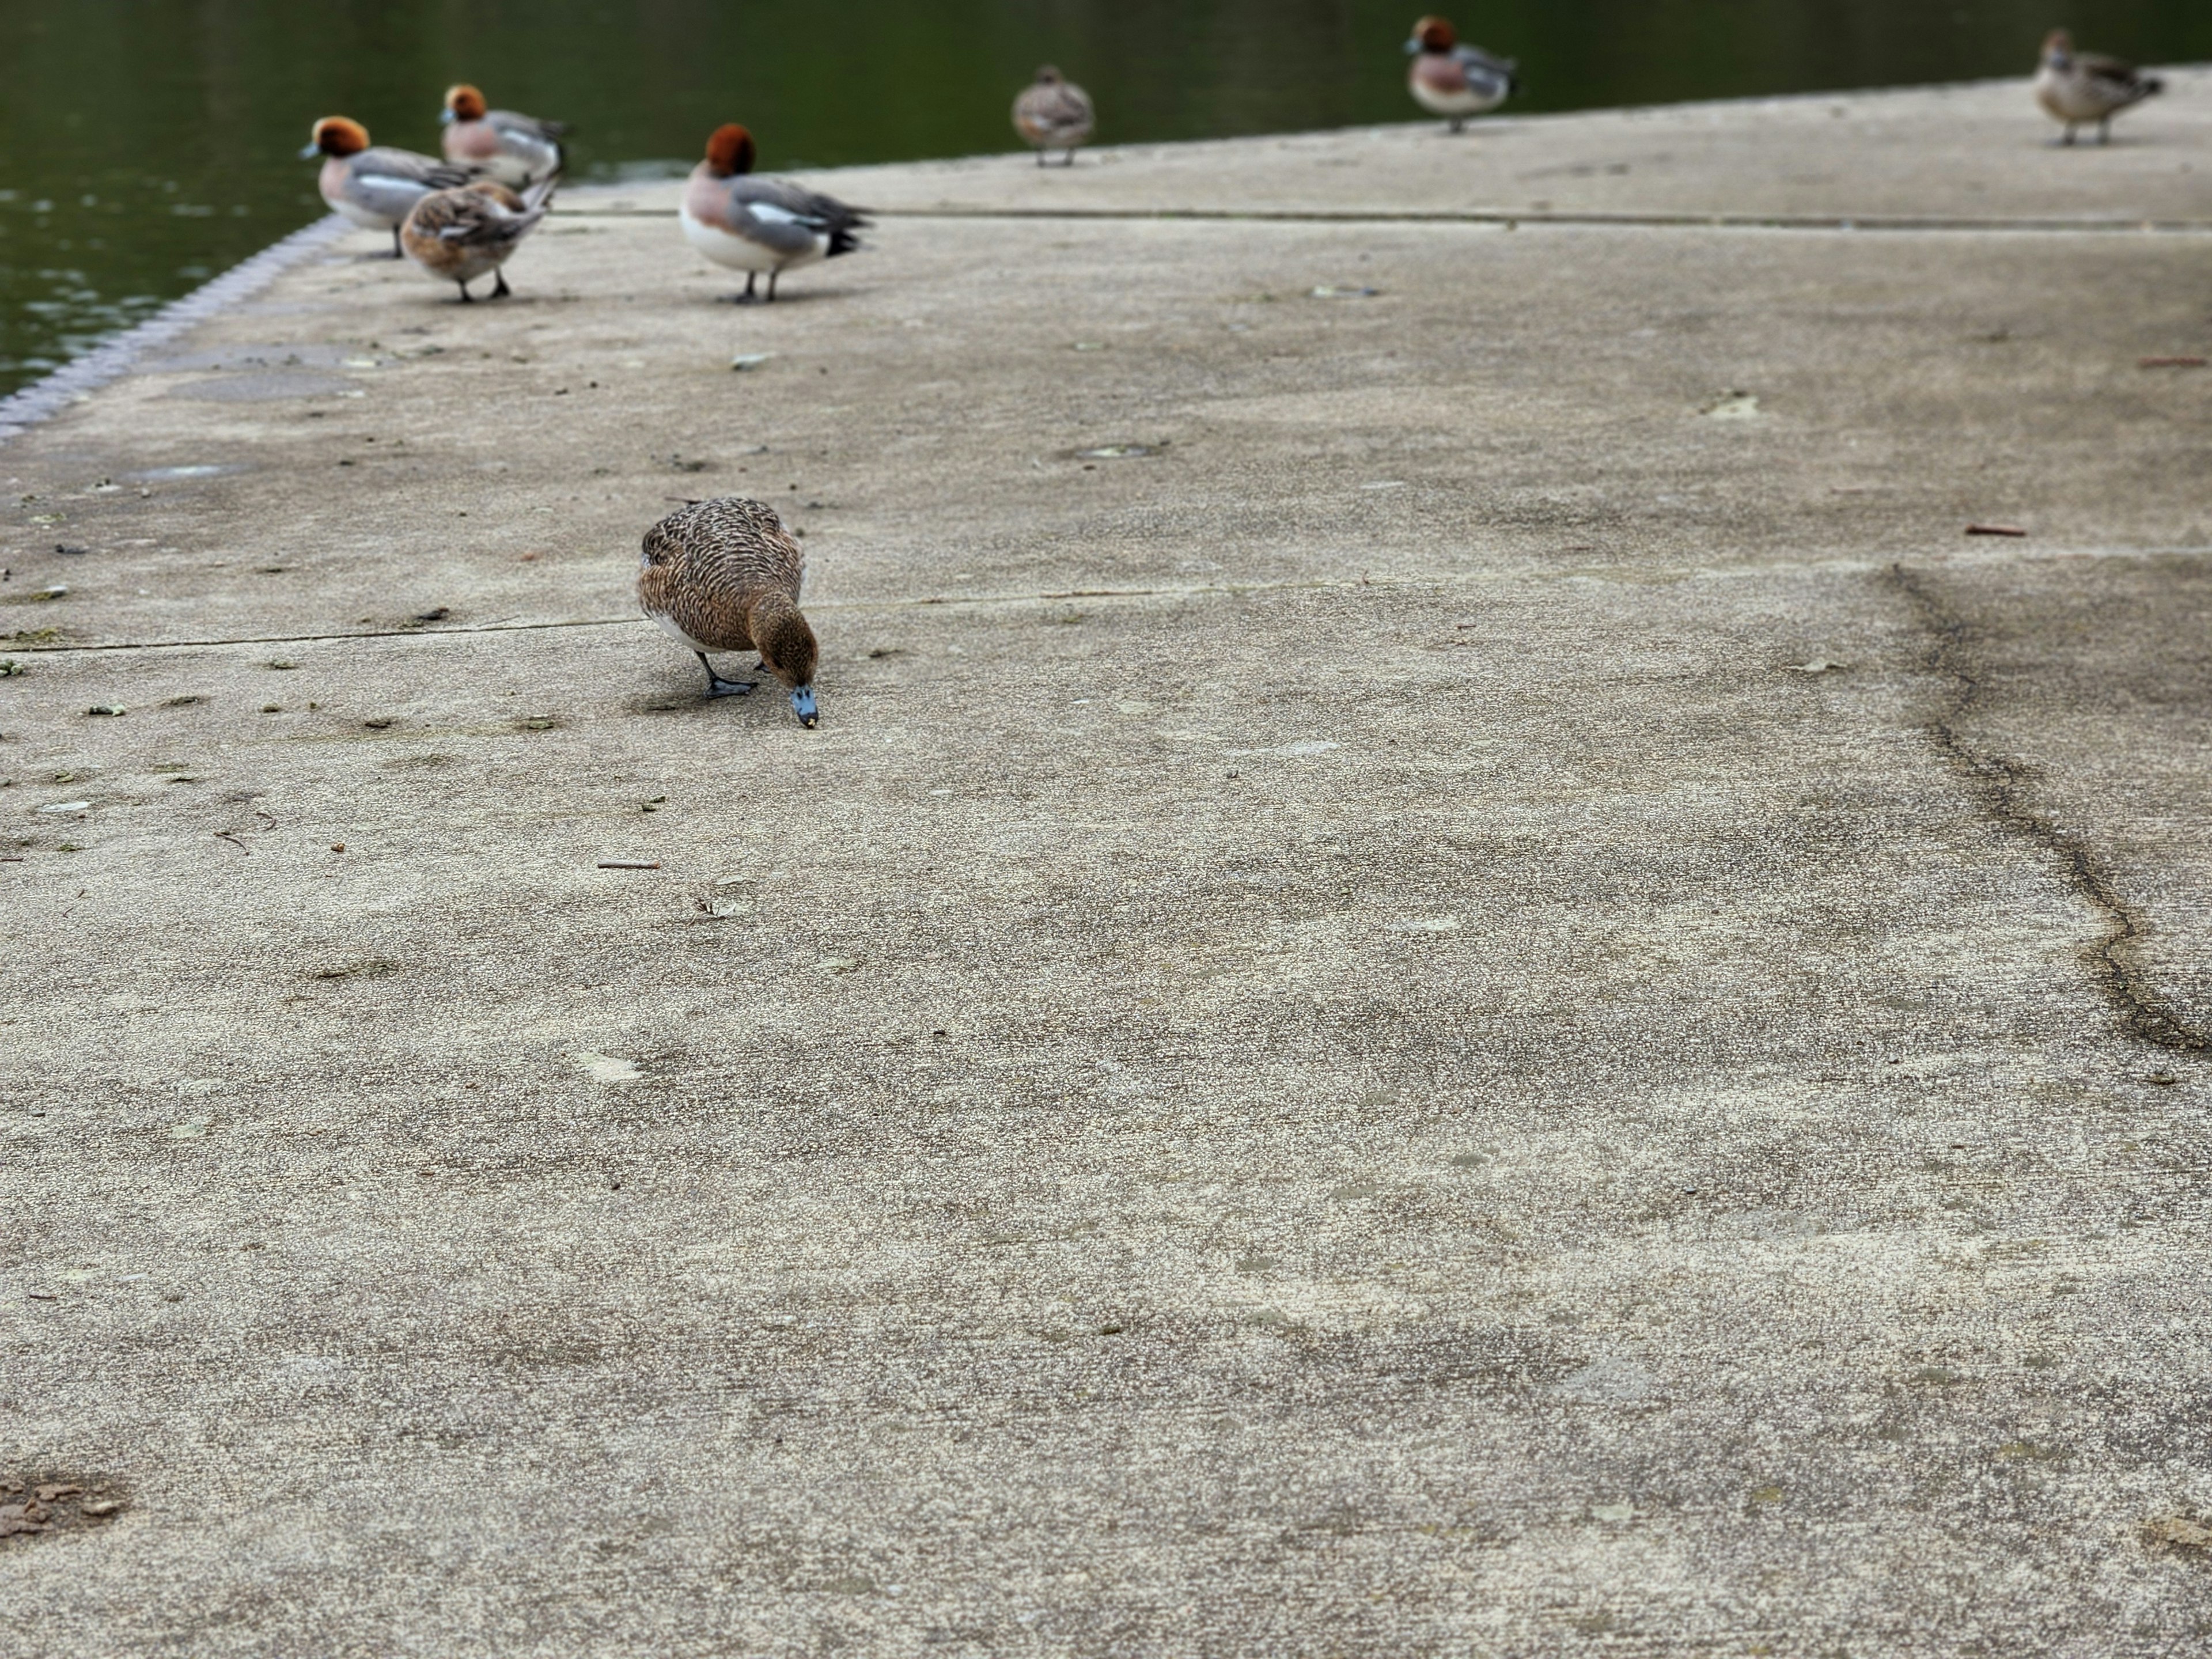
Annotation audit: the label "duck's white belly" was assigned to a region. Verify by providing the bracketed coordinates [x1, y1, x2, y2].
[680, 204, 824, 273]
[1411, 79, 1503, 117]
[647, 609, 721, 656]
[328, 191, 397, 230]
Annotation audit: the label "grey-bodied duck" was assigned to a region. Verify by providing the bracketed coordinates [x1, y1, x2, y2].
[440, 85, 567, 189]
[679, 124, 868, 304]
[638, 497, 820, 726]
[303, 116, 488, 256]
[1404, 16, 1517, 132]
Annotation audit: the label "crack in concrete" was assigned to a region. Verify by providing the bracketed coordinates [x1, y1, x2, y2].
[1887, 562, 2209, 1056]
[555, 204, 2212, 236]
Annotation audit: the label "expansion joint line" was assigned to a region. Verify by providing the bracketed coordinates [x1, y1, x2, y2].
[1884, 562, 2208, 1056]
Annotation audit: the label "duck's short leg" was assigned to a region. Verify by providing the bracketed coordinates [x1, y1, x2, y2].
[1450, 117, 1465, 134]
[1062, 148, 1075, 166]
[391, 226, 404, 257]
[1036, 149, 1047, 168]
[698, 652, 757, 698]
[2060, 124, 2077, 146]
[766, 270, 781, 302]
[2098, 118, 2112, 145]
[491, 270, 512, 300]
[732, 271, 759, 305]
[456, 279, 474, 303]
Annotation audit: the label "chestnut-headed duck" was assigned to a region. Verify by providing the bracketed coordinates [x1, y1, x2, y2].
[2035, 31, 2161, 145]
[638, 497, 820, 725]
[1013, 67, 1095, 165]
[400, 179, 556, 301]
[302, 117, 489, 256]
[679, 124, 868, 304]
[440, 85, 567, 188]
[1404, 17, 1517, 132]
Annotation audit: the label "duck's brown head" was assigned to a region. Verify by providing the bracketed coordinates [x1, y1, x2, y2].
[749, 592, 820, 726]
[2041, 29, 2074, 64]
[1035, 65, 1065, 85]
[305, 116, 370, 158]
[704, 124, 757, 178]
[444, 84, 488, 123]
[1409, 16, 1456, 54]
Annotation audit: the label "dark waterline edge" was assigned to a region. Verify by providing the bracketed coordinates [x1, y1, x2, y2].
[0, 214, 347, 445]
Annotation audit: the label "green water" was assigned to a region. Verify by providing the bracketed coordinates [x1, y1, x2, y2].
[1, 0, 2203, 396]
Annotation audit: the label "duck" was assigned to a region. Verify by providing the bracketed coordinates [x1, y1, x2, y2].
[2035, 31, 2161, 146]
[638, 497, 820, 726]
[679, 124, 868, 304]
[1013, 66, 1095, 166]
[302, 117, 489, 256]
[440, 85, 567, 188]
[400, 179, 556, 301]
[1404, 16, 1517, 132]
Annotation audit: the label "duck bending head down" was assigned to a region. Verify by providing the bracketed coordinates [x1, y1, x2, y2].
[638, 497, 821, 726]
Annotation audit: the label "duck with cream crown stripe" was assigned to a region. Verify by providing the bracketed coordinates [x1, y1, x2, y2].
[440, 84, 568, 188]
[302, 117, 491, 257]
[2034, 31, 2161, 146]
[679, 124, 869, 304]
[1404, 16, 1517, 133]
[639, 498, 820, 727]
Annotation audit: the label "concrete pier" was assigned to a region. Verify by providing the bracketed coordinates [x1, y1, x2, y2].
[3, 72, 2211, 1653]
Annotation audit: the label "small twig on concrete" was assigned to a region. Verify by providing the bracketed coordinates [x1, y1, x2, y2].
[214, 831, 251, 854]
[1965, 523, 2028, 537]
[597, 860, 661, 870]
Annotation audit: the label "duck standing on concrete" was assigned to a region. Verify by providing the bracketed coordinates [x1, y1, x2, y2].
[2035, 31, 2161, 145]
[638, 497, 820, 726]
[400, 180, 556, 301]
[303, 117, 487, 256]
[440, 85, 567, 188]
[679, 124, 868, 304]
[1013, 66, 1095, 165]
[1404, 17, 1517, 132]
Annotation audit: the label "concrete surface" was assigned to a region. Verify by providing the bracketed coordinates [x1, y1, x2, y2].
[3, 71, 2211, 1656]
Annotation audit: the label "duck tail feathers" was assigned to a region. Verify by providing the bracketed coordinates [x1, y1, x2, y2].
[2142, 74, 2164, 96]
[825, 208, 871, 258]
[521, 174, 561, 212]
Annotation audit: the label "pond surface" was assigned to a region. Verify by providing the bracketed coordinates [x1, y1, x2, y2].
[1, 0, 2203, 396]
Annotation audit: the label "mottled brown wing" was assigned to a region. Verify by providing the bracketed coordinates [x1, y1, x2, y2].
[638, 498, 804, 650]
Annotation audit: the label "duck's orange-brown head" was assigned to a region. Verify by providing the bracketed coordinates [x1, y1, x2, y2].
[306, 116, 370, 157]
[748, 592, 819, 724]
[1410, 16, 1457, 52]
[704, 124, 757, 177]
[444, 84, 488, 122]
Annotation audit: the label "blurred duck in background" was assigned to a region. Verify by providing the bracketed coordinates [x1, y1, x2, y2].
[1404, 16, 1517, 132]
[679, 124, 868, 304]
[440, 85, 568, 187]
[1013, 66, 1095, 166]
[302, 117, 488, 256]
[401, 180, 557, 301]
[2034, 30, 2161, 145]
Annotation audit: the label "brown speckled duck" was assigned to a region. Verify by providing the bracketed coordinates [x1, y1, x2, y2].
[638, 497, 820, 726]
[400, 179, 555, 301]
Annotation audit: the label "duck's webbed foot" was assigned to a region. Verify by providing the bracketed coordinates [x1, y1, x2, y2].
[491, 270, 512, 299]
[732, 272, 760, 305]
[698, 652, 757, 698]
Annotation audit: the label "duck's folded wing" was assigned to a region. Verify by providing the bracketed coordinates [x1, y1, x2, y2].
[731, 179, 870, 253]
[490, 109, 571, 141]
[2079, 54, 2145, 88]
[1454, 44, 1518, 83]
[361, 147, 482, 190]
